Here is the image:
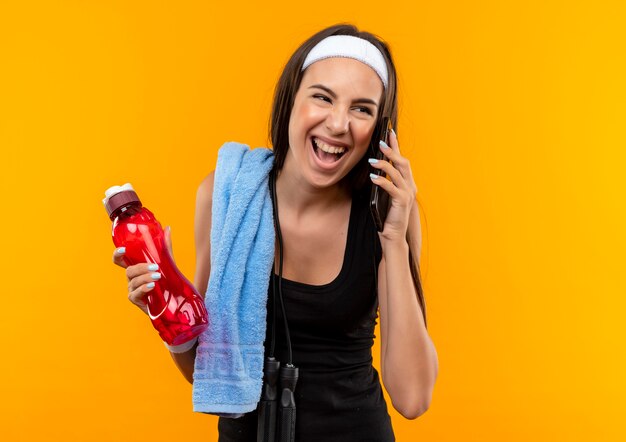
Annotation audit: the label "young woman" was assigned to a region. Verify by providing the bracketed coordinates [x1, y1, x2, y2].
[113, 23, 438, 441]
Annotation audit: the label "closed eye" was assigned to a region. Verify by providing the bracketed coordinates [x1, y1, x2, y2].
[312, 94, 374, 116]
[313, 94, 331, 103]
[353, 106, 373, 115]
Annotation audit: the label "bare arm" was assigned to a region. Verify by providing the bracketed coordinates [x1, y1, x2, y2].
[378, 199, 438, 419]
[168, 171, 215, 384]
[407, 199, 422, 261]
[368, 127, 438, 419]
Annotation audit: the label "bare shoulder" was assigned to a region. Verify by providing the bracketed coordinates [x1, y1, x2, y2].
[195, 170, 215, 234]
[197, 170, 215, 202]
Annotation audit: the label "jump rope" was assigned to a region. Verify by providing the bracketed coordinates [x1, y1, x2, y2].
[257, 167, 298, 442]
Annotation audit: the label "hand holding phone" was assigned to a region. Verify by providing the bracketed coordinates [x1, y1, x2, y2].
[369, 117, 392, 232]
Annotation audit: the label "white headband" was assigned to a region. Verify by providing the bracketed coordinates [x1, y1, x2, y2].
[301, 35, 389, 88]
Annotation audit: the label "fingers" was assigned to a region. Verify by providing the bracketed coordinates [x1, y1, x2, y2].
[112, 247, 160, 315]
[378, 134, 418, 199]
[112, 247, 128, 268]
[369, 168, 406, 204]
[379, 138, 411, 177]
[388, 127, 399, 150]
[368, 155, 409, 192]
[126, 262, 161, 287]
[126, 263, 161, 314]
[127, 277, 155, 314]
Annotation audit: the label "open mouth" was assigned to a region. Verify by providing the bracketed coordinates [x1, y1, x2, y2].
[311, 137, 347, 164]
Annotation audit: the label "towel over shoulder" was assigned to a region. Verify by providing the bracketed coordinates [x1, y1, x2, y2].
[192, 142, 275, 416]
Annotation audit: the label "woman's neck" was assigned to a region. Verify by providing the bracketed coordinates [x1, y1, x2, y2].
[275, 157, 351, 217]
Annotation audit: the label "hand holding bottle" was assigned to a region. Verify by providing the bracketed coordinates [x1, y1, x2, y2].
[111, 226, 174, 317]
[103, 183, 208, 346]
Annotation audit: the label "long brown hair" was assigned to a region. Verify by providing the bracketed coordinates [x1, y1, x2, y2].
[268, 23, 427, 328]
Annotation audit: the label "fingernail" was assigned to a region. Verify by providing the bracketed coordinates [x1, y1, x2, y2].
[151, 272, 161, 280]
[390, 127, 396, 136]
[379, 140, 390, 149]
[368, 158, 378, 164]
[146, 282, 155, 288]
[116, 247, 126, 254]
[370, 173, 380, 180]
[148, 263, 159, 271]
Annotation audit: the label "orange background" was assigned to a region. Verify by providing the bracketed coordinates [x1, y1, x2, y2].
[1, 1, 625, 440]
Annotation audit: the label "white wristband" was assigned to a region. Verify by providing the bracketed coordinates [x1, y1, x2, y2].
[164, 337, 198, 353]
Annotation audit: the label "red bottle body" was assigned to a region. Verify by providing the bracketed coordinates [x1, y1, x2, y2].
[110, 202, 209, 345]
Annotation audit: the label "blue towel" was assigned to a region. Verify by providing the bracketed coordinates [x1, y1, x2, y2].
[192, 142, 275, 417]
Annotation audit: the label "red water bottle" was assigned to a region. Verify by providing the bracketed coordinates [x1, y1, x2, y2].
[103, 183, 209, 345]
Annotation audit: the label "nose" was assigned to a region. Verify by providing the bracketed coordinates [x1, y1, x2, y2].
[325, 106, 350, 135]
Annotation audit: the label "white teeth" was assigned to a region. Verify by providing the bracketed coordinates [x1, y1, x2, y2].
[313, 137, 346, 155]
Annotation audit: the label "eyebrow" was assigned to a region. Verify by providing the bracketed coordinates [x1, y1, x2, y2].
[308, 84, 379, 108]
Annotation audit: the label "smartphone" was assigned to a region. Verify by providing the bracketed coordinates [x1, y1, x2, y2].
[369, 117, 392, 232]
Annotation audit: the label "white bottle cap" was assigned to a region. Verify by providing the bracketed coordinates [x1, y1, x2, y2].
[102, 183, 135, 206]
